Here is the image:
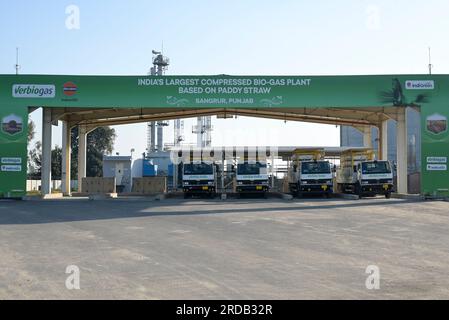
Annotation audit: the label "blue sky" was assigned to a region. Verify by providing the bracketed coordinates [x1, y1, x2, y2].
[1, 0, 449, 155]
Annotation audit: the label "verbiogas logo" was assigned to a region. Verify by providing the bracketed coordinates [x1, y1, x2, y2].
[12, 84, 56, 98]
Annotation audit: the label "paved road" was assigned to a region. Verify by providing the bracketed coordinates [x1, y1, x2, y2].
[0, 197, 448, 299]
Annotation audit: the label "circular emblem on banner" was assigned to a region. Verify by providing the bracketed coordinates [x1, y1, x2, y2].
[426, 113, 447, 135]
[63, 82, 78, 96]
[1, 114, 23, 136]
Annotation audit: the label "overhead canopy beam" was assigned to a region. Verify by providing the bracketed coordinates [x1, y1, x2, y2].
[69, 109, 373, 127]
[49, 106, 401, 128]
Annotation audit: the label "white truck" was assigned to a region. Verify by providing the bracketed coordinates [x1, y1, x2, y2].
[336, 149, 394, 199]
[288, 149, 334, 198]
[182, 160, 218, 198]
[235, 159, 270, 197]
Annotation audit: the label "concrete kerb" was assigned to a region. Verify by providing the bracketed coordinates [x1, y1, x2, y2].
[88, 193, 118, 201]
[165, 192, 184, 199]
[392, 193, 425, 201]
[20, 191, 431, 203]
[154, 194, 166, 201]
[333, 193, 361, 200]
[22, 193, 64, 201]
[281, 193, 294, 200]
[21, 194, 168, 202]
[164, 191, 294, 200]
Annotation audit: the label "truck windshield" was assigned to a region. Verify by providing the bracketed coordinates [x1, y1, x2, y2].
[183, 163, 213, 175]
[362, 161, 391, 174]
[301, 162, 331, 174]
[237, 163, 267, 175]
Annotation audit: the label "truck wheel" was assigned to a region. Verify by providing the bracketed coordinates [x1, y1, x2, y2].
[385, 192, 392, 199]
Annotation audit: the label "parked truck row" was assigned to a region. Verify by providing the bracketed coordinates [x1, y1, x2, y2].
[181, 150, 271, 198]
[180, 147, 394, 199]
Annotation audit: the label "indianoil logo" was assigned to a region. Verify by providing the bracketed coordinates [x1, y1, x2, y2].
[405, 80, 435, 90]
[63, 82, 78, 96]
[62, 81, 79, 102]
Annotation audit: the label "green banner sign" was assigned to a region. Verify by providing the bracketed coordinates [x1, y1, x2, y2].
[1, 74, 448, 197]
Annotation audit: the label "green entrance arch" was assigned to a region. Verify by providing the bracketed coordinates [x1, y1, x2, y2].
[1, 74, 447, 198]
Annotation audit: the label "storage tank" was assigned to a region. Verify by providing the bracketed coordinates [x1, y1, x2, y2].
[143, 159, 158, 177]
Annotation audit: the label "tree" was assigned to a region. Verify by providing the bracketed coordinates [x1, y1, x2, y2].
[28, 120, 36, 144]
[26, 126, 116, 180]
[28, 141, 42, 179]
[51, 146, 62, 180]
[27, 120, 36, 175]
[379, 78, 430, 107]
[27, 142, 63, 180]
[70, 126, 116, 178]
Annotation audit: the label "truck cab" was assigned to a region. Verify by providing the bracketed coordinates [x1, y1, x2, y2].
[182, 161, 217, 198]
[336, 149, 394, 199]
[294, 161, 333, 197]
[235, 161, 269, 196]
[356, 160, 394, 198]
[288, 149, 333, 198]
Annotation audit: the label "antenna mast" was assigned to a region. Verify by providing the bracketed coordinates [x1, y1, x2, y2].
[15, 47, 20, 75]
[428, 47, 433, 75]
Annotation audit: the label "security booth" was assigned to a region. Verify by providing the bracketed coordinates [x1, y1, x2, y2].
[0, 75, 448, 199]
[103, 156, 132, 193]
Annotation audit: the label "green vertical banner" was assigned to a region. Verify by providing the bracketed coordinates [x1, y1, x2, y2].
[0, 105, 28, 198]
[421, 103, 449, 197]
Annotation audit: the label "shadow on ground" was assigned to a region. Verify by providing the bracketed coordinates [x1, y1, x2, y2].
[0, 197, 420, 225]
